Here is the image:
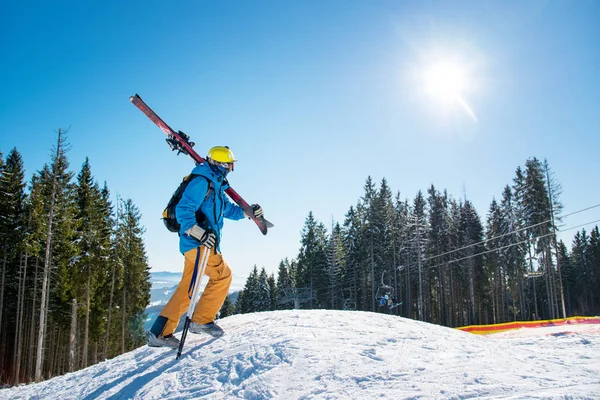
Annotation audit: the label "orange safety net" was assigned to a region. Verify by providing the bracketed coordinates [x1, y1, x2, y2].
[457, 316, 600, 335]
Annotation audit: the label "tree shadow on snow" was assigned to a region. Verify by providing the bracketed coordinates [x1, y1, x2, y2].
[82, 338, 217, 400]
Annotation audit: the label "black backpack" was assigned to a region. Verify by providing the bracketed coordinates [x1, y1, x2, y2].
[162, 174, 213, 233]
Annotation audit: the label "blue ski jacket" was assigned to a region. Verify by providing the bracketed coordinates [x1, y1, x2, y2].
[175, 162, 245, 254]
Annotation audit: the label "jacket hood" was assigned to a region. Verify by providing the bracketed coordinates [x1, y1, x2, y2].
[191, 162, 227, 185]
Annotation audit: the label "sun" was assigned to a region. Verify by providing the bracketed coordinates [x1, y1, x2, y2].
[418, 58, 478, 121]
[422, 61, 466, 102]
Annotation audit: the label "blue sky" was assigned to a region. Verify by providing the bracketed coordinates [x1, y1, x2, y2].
[1, 1, 599, 289]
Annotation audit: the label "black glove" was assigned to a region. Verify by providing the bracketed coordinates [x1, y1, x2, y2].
[185, 225, 216, 249]
[245, 204, 263, 219]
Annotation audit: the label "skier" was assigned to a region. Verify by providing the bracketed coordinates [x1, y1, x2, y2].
[147, 146, 263, 348]
[377, 293, 401, 309]
[379, 294, 390, 307]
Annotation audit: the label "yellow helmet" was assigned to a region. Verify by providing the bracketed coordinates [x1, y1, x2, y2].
[207, 146, 237, 163]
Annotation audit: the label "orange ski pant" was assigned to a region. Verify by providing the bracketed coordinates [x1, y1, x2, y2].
[157, 247, 232, 337]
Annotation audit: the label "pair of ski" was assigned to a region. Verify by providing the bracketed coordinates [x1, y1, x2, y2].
[130, 94, 273, 359]
[129, 94, 274, 235]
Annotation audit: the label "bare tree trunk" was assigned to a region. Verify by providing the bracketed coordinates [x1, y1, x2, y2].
[518, 278, 525, 320]
[57, 333, 64, 377]
[438, 263, 446, 326]
[104, 262, 116, 359]
[48, 325, 56, 378]
[527, 246, 539, 320]
[27, 257, 39, 381]
[35, 219, 55, 382]
[491, 277, 497, 324]
[370, 241, 374, 312]
[449, 267, 455, 327]
[69, 298, 77, 372]
[0, 245, 7, 337]
[468, 260, 476, 324]
[22, 308, 31, 383]
[35, 128, 62, 382]
[555, 251, 567, 318]
[545, 163, 567, 318]
[500, 265, 506, 322]
[35, 198, 55, 382]
[14, 253, 28, 384]
[52, 326, 61, 377]
[532, 278, 539, 319]
[544, 257, 554, 319]
[42, 268, 51, 377]
[417, 240, 423, 321]
[121, 286, 126, 354]
[82, 272, 91, 369]
[93, 342, 98, 365]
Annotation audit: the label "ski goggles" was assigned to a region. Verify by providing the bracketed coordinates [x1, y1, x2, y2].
[216, 161, 235, 172]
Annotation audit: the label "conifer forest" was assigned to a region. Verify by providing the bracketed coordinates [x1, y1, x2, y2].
[1, 130, 599, 386]
[235, 157, 600, 334]
[0, 130, 150, 385]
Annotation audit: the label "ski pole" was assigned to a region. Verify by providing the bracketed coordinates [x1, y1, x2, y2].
[176, 245, 211, 360]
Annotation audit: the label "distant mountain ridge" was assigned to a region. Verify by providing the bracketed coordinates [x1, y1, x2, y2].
[150, 271, 182, 289]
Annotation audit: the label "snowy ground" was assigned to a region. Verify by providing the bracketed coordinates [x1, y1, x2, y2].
[2, 310, 600, 399]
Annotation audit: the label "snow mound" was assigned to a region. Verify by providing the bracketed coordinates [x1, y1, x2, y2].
[2, 310, 600, 399]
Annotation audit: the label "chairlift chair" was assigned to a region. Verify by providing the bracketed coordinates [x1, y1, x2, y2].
[375, 271, 402, 309]
[525, 270, 545, 279]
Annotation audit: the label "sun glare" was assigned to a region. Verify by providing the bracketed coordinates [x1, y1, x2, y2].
[422, 61, 466, 102]
[418, 58, 478, 122]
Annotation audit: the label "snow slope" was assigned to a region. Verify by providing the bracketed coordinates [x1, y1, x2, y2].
[2, 310, 600, 399]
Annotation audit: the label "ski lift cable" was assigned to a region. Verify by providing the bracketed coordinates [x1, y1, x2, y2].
[331, 217, 600, 286]
[423, 218, 552, 263]
[423, 217, 600, 272]
[299, 207, 600, 292]
[424, 202, 600, 263]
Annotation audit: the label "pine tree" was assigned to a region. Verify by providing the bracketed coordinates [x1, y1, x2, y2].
[240, 266, 259, 313]
[371, 179, 396, 313]
[0, 148, 27, 382]
[485, 199, 503, 323]
[35, 129, 77, 382]
[408, 191, 428, 321]
[446, 198, 463, 326]
[498, 185, 527, 321]
[104, 195, 123, 359]
[91, 183, 113, 363]
[459, 200, 485, 325]
[543, 159, 566, 318]
[20, 172, 47, 382]
[70, 159, 112, 367]
[427, 185, 451, 325]
[326, 222, 345, 309]
[268, 273, 277, 311]
[556, 240, 575, 315]
[255, 267, 272, 312]
[234, 290, 244, 314]
[219, 295, 235, 318]
[296, 212, 328, 308]
[275, 258, 295, 310]
[588, 227, 600, 314]
[114, 199, 150, 353]
[394, 195, 411, 318]
[521, 158, 555, 319]
[341, 205, 363, 311]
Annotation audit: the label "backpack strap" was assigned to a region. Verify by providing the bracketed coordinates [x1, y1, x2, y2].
[183, 174, 213, 202]
[193, 175, 214, 228]
[198, 175, 213, 203]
